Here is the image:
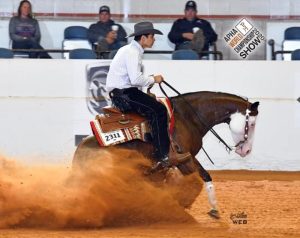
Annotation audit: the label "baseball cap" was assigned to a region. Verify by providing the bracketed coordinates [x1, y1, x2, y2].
[99, 5, 110, 14]
[185, 1, 197, 11]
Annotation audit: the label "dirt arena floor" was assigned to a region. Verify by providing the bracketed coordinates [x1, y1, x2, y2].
[1, 170, 299, 238]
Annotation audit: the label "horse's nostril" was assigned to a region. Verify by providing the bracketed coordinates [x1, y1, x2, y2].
[246, 149, 251, 154]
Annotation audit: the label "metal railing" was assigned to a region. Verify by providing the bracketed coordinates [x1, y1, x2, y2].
[97, 50, 223, 60]
[12, 49, 71, 54]
[146, 50, 223, 60]
[12, 48, 223, 60]
[268, 39, 294, 60]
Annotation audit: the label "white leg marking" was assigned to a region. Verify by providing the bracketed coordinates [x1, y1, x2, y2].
[205, 181, 217, 210]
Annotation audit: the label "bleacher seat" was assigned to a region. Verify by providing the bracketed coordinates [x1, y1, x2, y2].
[172, 49, 199, 60]
[64, 26, 88, 39]
[69, 48, 97, 59]
[284, 27, 300, 40]
[108, 50, 118, 59]
[282, 27, 300, 61]
[62, 26, 91, 59]
[291, 49, 300, 60]
[0, 48, 14, 58]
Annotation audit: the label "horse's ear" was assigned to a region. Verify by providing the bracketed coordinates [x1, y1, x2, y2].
[250, 101, 259, 111]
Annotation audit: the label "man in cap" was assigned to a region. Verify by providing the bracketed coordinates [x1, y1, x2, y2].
[106, 22, 191, 171]
[88, 5, 127, 56]
[168, 0, 217, 56]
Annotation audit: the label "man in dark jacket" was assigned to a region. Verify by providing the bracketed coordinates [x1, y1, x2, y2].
[168, 1, 217, 55]
[88, 5, 127, 54]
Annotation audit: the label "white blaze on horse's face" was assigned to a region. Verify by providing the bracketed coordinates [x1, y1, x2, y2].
[229, 112, 257, 157]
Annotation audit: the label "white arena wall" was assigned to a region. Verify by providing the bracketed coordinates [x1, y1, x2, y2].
[0, 59, 299, 171]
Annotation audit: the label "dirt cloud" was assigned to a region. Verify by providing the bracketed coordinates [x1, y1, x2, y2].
[0, 151, 202, 228]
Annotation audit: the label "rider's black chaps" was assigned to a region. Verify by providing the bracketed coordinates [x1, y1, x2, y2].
[110, 87, 170, 161]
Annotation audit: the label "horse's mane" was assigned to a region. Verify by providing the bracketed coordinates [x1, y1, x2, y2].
[171, 91, 252, 117]
[171, 91, 248, 104]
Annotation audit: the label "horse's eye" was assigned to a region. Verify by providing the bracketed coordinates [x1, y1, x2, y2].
[251, 123, 255, 127]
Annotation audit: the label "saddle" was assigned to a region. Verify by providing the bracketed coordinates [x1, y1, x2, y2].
[90, 98, 174, 147]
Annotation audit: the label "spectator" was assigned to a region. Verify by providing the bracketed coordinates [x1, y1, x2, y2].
[88, 5, 127, 57]
[9, 0, 51, 59]
[168, 0, 217, 56]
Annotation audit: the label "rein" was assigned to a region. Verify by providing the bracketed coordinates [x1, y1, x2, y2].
[159, 81, 233, 153]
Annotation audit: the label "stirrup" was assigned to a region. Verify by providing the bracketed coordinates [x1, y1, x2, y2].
[169, 152, 192, 165]
[168, 139, 192, 164]
[175, 152, 192, 163]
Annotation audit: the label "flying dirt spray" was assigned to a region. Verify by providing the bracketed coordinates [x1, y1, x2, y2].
[0, 150, 202, 228]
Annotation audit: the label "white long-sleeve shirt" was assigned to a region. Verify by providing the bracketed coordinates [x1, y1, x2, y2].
[106, 40, 155, 92]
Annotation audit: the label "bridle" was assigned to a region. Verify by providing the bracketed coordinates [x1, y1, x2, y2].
[231, 108, 251, 150]
[158, 81, 233, 152]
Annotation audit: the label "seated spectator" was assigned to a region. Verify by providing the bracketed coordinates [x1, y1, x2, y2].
[168, 0, 217, 57]
[88, 5, 127, 57]
[9, 0, 51, 59]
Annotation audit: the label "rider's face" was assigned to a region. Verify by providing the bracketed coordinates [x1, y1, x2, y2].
[141, 34, 155, 48]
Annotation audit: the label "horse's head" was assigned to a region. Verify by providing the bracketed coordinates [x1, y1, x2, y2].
[172, 91, 260, 158]
[229, 101, 259, 157]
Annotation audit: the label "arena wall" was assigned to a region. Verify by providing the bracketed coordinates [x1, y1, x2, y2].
[0, 59, 298, 170]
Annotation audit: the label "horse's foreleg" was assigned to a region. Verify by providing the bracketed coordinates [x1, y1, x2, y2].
[194, 160, 220, 219]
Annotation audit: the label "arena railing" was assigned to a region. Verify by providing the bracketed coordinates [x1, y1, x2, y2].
[268, 39, 294, 60]
[12, 48, 223, 60]
[97, 50, 223, 60]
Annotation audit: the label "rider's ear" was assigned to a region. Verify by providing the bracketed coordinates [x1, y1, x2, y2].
[250, 101, 259, 111]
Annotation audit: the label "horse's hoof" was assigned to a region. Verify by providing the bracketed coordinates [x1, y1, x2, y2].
[207, 209, 220, 219]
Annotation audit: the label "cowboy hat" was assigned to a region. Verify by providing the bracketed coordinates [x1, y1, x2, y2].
[128, 21, 163, 37]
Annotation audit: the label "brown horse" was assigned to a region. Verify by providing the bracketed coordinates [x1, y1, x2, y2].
[73, 91, 259, 218]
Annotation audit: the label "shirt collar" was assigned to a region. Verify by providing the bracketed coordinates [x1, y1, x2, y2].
[131, 40, 144, 54]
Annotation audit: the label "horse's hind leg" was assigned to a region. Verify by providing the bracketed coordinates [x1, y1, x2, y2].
[194, 159, 220, 219]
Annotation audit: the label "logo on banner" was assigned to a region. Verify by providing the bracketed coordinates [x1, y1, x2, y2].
[86, 63, 111, 115]
[224, 18, 265, 59]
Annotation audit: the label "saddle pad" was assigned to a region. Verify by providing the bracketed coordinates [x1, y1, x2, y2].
[90, 119, 149, 146]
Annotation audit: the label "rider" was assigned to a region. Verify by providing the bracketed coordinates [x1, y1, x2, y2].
[106, 21, 191, 170]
